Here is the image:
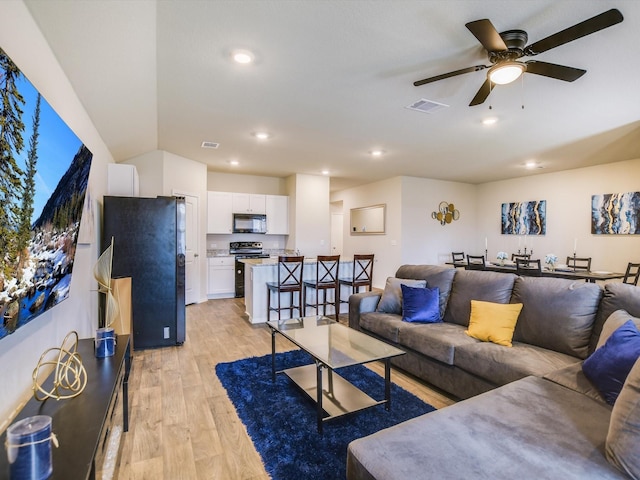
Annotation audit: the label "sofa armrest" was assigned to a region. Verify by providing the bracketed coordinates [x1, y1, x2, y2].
[348, 291, 382, 330]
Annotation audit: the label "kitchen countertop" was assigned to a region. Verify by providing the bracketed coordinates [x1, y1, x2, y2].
[239, 257, 355, 266]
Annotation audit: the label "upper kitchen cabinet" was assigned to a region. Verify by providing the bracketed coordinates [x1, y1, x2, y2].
[207, 191, 233, 233]
[232, 193, 266, 214]
[266, 195, 289, 235]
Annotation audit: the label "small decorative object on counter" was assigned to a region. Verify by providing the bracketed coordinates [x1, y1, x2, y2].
[32, 331, 87, 401]
[5, 415, 58, 480]
[545, 253, 558, 271]
[95, 327, 116, 357]
[496, 251, 508, 266]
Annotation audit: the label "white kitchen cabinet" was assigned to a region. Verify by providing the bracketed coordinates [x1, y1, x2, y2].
[207, 191, 233, 233]
[232, 193, 266, 214]
[107, 164, 139, 197]
[207, 256, 235, 298]
[265, 195, 289, 235]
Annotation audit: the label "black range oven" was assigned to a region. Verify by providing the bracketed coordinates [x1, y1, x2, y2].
[230, 241, 270, 298]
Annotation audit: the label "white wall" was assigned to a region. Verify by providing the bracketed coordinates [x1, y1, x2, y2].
[331, 176, 478, 287]
[477, 158, 640, 272]
[0, 1, 113, 430]
[125, 149, 163, 197]
[287, 174, 331, 258]
[401, 176, 478, 265]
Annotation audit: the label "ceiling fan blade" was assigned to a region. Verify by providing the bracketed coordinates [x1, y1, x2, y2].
[413, 65, 488, 87]
[525, 60, 586, 82]
[465, 19, 508, 52]
[469, 79, 493, 106]
[524, 8, 623, 56]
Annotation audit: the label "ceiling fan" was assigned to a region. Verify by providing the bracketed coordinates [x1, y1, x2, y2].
[413, 8, 623, 106]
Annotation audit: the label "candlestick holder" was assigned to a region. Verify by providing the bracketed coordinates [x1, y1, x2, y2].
[573, 253, 577, 272]
[484, 249, 488, 261]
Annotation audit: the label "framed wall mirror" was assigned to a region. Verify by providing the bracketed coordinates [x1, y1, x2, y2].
[350, 204, 386, 234]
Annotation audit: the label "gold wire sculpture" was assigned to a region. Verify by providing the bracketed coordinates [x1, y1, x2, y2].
[32, 331, 88, 401]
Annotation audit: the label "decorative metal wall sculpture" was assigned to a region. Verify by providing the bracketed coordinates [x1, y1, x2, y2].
[501, 200, 546, 235]
[591, 191, 640, 234]
[432, 202, 460, 226]
[32, 331, 87, 401]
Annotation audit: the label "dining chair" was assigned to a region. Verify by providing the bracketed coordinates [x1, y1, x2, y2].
[303, 255, 340, 318]
[451, 252, 465, 268]
[338, 254, 375, 308]
[623, 262, 640, 286]
[266, 256, 305, 320]
[566, 256, 591, 272]
[465, 255, 486, 270]
[516, 258, 542, 277]
[511, 253, 531, 261]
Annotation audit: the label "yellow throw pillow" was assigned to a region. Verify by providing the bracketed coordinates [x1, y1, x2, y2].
[466, 300, 523, 347]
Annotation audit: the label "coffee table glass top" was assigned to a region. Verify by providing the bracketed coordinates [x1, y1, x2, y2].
[267, 316, 405, 369]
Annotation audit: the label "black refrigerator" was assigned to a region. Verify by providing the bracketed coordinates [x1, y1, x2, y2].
[103, 196, 186, 349]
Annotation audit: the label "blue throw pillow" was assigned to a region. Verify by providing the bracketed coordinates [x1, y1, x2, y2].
[583, 320, 640, 405]
[401, 284, 441, 323]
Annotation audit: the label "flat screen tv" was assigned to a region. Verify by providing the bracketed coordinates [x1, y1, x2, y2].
[0, 47, 92, 341]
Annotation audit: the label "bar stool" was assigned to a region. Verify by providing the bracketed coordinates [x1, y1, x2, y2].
[338, 254, 374, 309]
[303, 255, 340, 318]
[266, 256, 304, 320]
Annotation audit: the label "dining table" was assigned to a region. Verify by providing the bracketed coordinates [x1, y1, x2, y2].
[448, 261, 625, 283]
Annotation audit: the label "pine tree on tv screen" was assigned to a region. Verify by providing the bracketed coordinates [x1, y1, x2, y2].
[0, 47, 92, 340]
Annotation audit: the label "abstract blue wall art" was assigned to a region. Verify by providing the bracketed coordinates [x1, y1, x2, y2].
[1, 47, 93, 340]
[501, 200, 546, 235]
[591, 192, 640, 235]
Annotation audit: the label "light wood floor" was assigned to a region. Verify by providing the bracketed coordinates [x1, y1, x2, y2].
[115, 299, 456, 480]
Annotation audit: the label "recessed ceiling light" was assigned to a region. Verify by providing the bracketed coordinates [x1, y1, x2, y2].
[525, 160, 543, 169]
[321, 170, 329, 175]
[482, 117, 498, 126]
[370, 149, 384, 157]
[253, 131, 271, 140]
[232, 49, 254, 64]
[230, 160, 239, 166]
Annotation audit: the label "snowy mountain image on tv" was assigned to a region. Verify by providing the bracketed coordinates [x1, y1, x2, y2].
[0, 47, 92, 340]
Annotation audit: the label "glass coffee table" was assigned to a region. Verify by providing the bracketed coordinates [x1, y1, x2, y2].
[267, 316, 405, 433]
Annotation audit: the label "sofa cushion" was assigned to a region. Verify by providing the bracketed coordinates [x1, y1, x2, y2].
[443, 270, 517, 327]
[597, 309, 640, 350]
[455, 341, 581, 385]
[583, 320, 640, 405]
[394, 265, 456, 319]
[347, 376, 623, 480]
[466, 300, 523, 347]
[360, 312, 403, 343]
[511, 276, 602, 359]
[606, 357, 640, 479]
[543, 362, 606, 404]
[591, 282, 640, 354]
[376, 277, 426, 314]
[396, 322, 476, 365]
[401, 284, 441, 323]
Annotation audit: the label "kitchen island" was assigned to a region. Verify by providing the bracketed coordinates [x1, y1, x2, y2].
[240, 257, 353, 324]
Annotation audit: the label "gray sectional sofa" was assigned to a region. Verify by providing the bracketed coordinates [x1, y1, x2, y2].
[346, 265, 640, 480]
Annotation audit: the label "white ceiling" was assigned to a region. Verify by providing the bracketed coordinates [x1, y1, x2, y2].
[24, 0, 640, 191]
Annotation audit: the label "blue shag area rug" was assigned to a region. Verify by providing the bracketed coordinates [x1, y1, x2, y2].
[215, 350, 436, 479]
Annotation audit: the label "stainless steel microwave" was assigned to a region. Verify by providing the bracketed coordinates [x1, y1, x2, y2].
[233, 213, 267, 234]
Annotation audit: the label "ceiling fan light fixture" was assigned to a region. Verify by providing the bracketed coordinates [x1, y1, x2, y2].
[488, 62, 526, 85]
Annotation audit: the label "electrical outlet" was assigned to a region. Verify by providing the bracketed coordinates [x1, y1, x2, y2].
[391, 240, 397, 246]
[163, 327, 170, 339]
[320, 239, 325, 245]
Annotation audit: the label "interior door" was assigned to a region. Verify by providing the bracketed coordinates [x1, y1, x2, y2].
[175, 191, 199, 305]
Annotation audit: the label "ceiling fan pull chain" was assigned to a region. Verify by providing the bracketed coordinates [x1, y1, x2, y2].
[521, 74, 525, 109]
[489, 81, 493, 110]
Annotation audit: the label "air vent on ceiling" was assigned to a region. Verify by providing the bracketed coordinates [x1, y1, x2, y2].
[201, 141, 220, 149]
[406, 98, 449, 114]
